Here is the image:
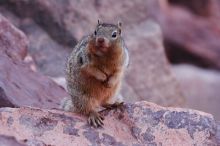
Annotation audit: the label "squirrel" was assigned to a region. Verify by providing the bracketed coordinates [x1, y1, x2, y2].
[61, 20, 129, 128]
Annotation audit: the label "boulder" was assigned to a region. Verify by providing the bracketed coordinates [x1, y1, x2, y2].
[18, 18, 71, 77]
[0, 102, 219, 146]
[0, 0, 159, 41]
[122, 20, 184, 106]
[0, 12, 27, 61]
[172, 64, 220, 121]
[155, 0, 220, 69]
[0, 14, 68, 109]
[0, 0, 77, 47]
[0, 7, 71, 77]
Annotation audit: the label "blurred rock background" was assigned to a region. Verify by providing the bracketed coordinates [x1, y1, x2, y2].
[0, 0, 219, 120]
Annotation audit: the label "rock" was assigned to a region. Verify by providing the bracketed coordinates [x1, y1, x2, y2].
[172, 64, 220, 121]
[0, 7, 71, 77]
[0, 0, 158, 41]
[155, 0, 220, 70]
[0, 14, 68, 109]
[0, 13, 27, 60]
[0, 135, 26, 146]
[51, 77, 67, 91]
[122, 20, 184, 106]
[0, 0, 77, 47]
[0, 102, 219, 146]
[0, 0, 184, 106]
[19, 18, 71, 77]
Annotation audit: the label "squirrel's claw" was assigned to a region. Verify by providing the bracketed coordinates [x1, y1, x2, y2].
[88, 111, 104, 128]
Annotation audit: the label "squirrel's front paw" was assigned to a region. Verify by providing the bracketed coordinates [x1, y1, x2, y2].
[104, 76, 117, 88]
[96, 72, 107, 81]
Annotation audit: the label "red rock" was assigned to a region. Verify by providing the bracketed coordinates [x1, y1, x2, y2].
[0, 0, 77, 47]
[122, 20, 184, 106]
[172, 64, 220, 121]
[0, 14, 27, 60]
[2, 0, 220, 70]
[0, 7, 71, 77]
[19, 18, 71, 77]
[155, 0, 220, 69]
[0, 102, 219, 146]
[0, 14, 68, 109]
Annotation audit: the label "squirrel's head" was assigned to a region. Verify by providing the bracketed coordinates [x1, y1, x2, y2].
[89, 20, 123, 56]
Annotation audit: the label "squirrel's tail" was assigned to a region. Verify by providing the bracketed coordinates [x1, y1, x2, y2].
[59, 97, 74, 112]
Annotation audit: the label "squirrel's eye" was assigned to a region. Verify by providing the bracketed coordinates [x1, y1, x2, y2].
[112, 31, 117, 38]
[94, 30, 97, 35]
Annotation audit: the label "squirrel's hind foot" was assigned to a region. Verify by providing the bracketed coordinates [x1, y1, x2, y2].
[102, 102, 125, 112]
[88, 111, 104, 128]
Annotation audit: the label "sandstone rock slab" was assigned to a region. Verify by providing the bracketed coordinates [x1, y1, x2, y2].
[0, 14, 68, 109]
[172, 64, 220, 121]
[122, 20, 184, 106]
[156, 0, 220, 69]
[0, 102, 219, 146]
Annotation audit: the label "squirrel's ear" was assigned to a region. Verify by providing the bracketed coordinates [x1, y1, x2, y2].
[118, 21, 122, 34]
[118, 21, 122, 28]
[98, 19, 102, 25]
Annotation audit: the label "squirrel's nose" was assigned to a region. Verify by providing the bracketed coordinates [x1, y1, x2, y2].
[97, 37, 104, 44]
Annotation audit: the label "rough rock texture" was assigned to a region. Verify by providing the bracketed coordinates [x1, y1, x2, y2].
[122, 21, 184, 106]
[0, 0, 160, 41]
[0, 0, 184, 106]
[0, 14, 68, 109]
[0, 13, 27, 61]
[3, 0, 220, 70]
[0, 0, 77, 47]
[0, 7, 71, 77]
[156, 0, 220, 69]
[172, 64, 220, 121]
[0, 135, 26, 146]
[0, 102, 219, 146]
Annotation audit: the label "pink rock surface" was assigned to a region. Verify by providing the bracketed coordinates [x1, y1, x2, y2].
[0, 102, 219, 146]
[172, 64, 220, 121]
[122, 20, 184, 106]
[156, 0, 220, 69]
[0, 14, 27, 60]
[0, 14, 68, 109]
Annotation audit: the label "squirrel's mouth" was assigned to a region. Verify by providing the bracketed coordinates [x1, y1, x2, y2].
[99, 46, 108, 52]
[92, 46, 109, 57]
[96, 44, 109, 52]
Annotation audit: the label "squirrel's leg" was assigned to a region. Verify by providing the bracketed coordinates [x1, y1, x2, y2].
[102, 94, 124, 110]
[86, 98, 104, 128]
[81, 64, 107, 81]
[102, 102, 124, 110]
[60, 97, 74, 111]
[61, 95, 104, 128]
[76, 96, 104, 128]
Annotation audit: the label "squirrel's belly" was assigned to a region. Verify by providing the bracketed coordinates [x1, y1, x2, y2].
[67, 72, 120, 103]
[82, 77, 119, 101]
